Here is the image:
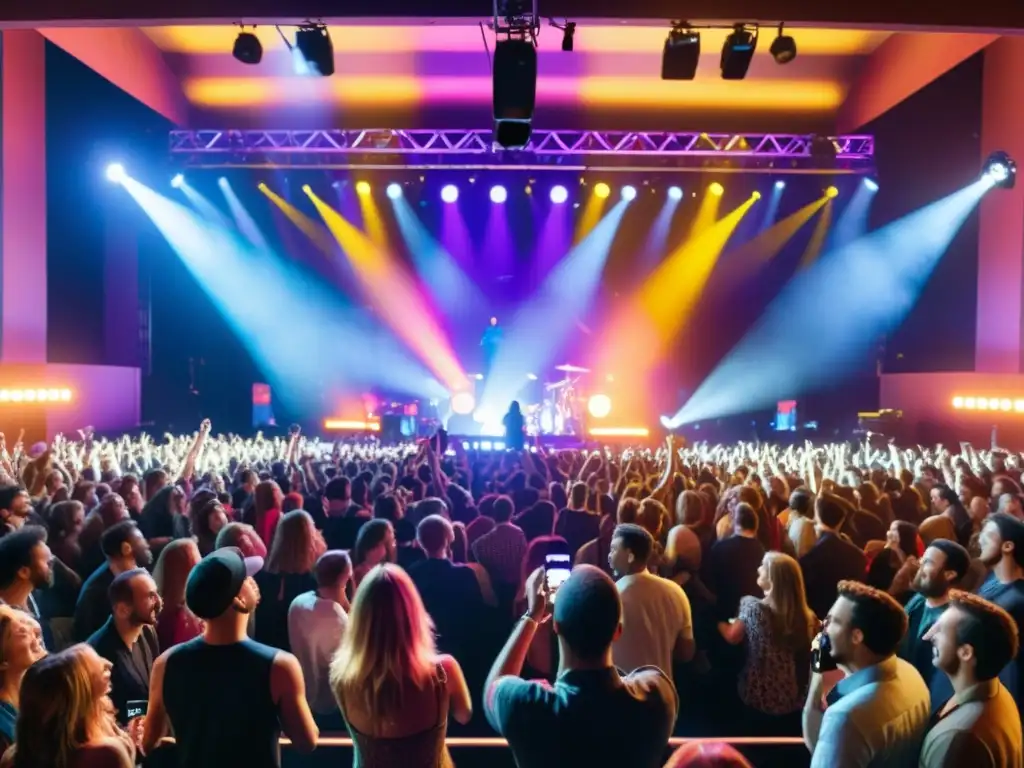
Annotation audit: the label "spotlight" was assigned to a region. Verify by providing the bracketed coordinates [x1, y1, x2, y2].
[751, 190, 762, 200]
[588, 394, 612, 419]
[621, 185, 637, 201]
[864, 178, 879, 192]
[386, 183, 403, 200]
[594, 182, 611, 199]
[550, 185, 569, 204]
[668, 186, 683, 200]
[451, 391, 476, 415]
[232, 29, 263, 65]
[721, 23, 758, 80]
[825, 185, 839, 198]
[983, 151, 1017, 189]
[708, 182, 724, 196]
[561, 21, 576, 52]
[218, 177, 228, 186]
[662, 24, 700, 81]
[170, 174, 184, 189]
[294, 23, 334, 76]
[105, 163, 126, 183]
[355, 181, 371, 196]
[769, 23, 797, 64]
[774, 180, 786, 190]
[302, 184, 312, 194]
[441, 184, 459, 204]
[490, 185, 508, 204]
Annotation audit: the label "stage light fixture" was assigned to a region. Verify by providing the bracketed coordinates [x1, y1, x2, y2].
[588, 394, 612, 419]
[708, 182, 724, 196]
[170, 174, 184, 189]
[441, 184, 459, 204]
[451, 391, 476, 416]
[294, 23, 335, 76]
[218, 177, 228, 186]
[594, 182, 611, 199]
[550, 185, 568, 204]
[232, 29, 263, 65]
[983, 151, 1016, 189]
[105, 163, 126, 183]
[301, 184, 312, 194]
[662, 24, 700, 81]
[493, 38, 537, 149]
[751, 190, 762, 200]
[490, 185, 508, 204]
[355, 181, 371, 196]
[386, 183, 403, 200]
[721, 24, 758, 80]
[769, 23, 796, 64]
[864, 178, 879, 192]
[561, 22, 576, 52]
[774, 180, 786, 190]
[621, 185, 637, 201]
[825, 185, 839, 198]
[668, 186, 683, 200]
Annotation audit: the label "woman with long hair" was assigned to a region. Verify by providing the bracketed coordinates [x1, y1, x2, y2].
[330, 564, 471, 767]
[249, 480, 284, 549]
[192, 498, 230, 557]
[717, 552, 816, 735]
[254, 510, 325, 652]
[2, 644, 134, 768]
[152, 538, 203, 650]
[0, 607, 48, 759]
[351, 519, 397, 589]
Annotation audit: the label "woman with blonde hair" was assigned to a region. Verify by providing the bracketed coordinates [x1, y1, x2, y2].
[152, 538, 203, 650]
[254, 510, 325, 652]
[2, 644, 134, 768]
[717, 552, 816, 735]
[331, 564, 471, 767]
[0, 607, 48, 758]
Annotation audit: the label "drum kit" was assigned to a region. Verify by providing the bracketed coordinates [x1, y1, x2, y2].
[525, 363, 590, 436]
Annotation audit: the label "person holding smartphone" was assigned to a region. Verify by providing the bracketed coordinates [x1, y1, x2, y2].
[803, 581, 930, 767]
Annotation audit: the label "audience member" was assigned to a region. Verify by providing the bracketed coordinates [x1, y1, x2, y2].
[799, 494, 868, 621]
[706, 503, 765, 619]
[976, 512, 1024, 710]
[73, 521, 152, 643]
[610, 523, 695, 675]
[485, 564, 678, 768]
[920, 590, 1022, 767]
[86, 568, 161, 725]
[662, 742, 753, 768]
[0, 606, 47, 759]
[0, 528, 53, 645]
[351, 519, 396, 588]
[288, 550, 350, 729]
[152, 538, 203, 650]
[472, 495, 528, 606]
[330, 564, 472, 765]
[143, 547, 318, 764]
[803, 580, 929, 767]
[554, 482, 599, 558]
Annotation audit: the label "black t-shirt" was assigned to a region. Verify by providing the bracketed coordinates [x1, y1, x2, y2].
[978, 576, 1024, 711]
[706, 534, 765, 620]
[87, 617, 158, 725]
[73, 564, 114, 642]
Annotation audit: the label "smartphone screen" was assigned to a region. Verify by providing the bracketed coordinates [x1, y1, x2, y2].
[126, 700, 148, 720]
[544, 554, 572, 601]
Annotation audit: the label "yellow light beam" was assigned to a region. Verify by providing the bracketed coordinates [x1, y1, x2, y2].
[575, 185, 607, 243]
[725, 197, 831, 268]
[355, 184, 390, 251]
[800, 200, 834, 269]
[688, 185, 723, 238]
[305, 190, 469, 393]
[259, 185, 338, 257]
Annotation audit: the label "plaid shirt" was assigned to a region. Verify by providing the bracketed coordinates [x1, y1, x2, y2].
[471, 522, 528, 587]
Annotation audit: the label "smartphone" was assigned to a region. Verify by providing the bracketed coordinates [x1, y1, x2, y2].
[126, 700, 148, 720]
[811, 630, 838, 673]
[544, 554, 572, 602]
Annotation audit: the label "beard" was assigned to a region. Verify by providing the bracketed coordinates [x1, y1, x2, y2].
[980, 548, 1002, 568]
[31, 567, 54, 589]
[131, 608, 158, 627]
[913, 573, 948, 598]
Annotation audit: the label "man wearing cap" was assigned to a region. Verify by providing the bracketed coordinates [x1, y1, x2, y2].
[142, 547, 318, 766]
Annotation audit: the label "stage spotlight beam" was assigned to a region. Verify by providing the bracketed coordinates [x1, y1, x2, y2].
[386, 183, 403, 200]
[594, 182, 611, 199]
[233, 29, 263, 65]
[171, 174, 184, 189]
[441, 184, 459, 204]
[775, 180, 786, 190]
[550, 185, 569, 204]
[825, 185, 839, 198]
[490, 185, 508, 204]
[668, 186, 683, 200]
[355, 181, 371, 196]
[622, 185, 637, 201]
[709, 182, 724, 197]
[864, 179, 879, 192]
[984, 151, 1017, 189]
[106, 163, 126, 183]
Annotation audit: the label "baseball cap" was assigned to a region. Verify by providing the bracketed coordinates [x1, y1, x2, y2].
[185, 547, 263, 620]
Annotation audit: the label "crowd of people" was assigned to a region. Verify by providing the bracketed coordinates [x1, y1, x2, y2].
[0, 423, 1021, 767]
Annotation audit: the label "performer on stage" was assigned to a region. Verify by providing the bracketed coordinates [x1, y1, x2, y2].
[480, 317, 502, 378]
[502, 401, 526, 451]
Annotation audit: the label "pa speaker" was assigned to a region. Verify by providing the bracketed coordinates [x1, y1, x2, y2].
[493, 38, 537, 122]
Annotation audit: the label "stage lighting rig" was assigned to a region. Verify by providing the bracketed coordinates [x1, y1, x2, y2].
[232, 26, 263, 65]
[548, 19, 576, 51]
[769, 23, 796, 64]
[662, 23, 700, 81]
[721, 24, 758, 80]
[276, 22, 334, 76]
[984, 151, 1017, 189]
[492, 0, 540, 150]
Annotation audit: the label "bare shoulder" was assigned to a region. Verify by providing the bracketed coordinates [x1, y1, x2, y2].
[70, 738, 134, 768]
[436, 654, 462, 675]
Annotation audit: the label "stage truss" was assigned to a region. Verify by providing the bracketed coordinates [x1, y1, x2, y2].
[169, 129, 875, 174]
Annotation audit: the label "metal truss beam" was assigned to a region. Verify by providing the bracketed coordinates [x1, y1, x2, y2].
[169, 129, 874, 174]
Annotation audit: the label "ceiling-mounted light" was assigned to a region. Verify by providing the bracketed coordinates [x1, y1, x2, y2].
[769, 22, 797, 64]
[984, 151, 1017, 189]
[294, 22, 334, 76]
[721, 23, 758, 80]
[662, 23, 700, 81]
[232, 27, 263, 65]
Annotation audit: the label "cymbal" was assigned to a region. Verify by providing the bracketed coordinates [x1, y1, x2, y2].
[554, 364, 590, 373]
